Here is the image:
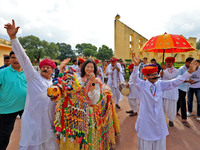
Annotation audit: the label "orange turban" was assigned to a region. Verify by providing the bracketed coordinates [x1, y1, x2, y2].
[128, 63, 134, 70]
[39, 59, 55, 69]
[142, 64, 158, 75]
[94, 59, 99, 64]
[165, 57, 175, 63]
[78, 58, 85, 63]
[110, 57, 117, 63]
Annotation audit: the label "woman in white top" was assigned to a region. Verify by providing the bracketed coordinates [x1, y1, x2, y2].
[79, 59, 102, 105]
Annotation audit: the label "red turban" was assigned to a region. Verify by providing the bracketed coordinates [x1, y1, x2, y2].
[110, 57, 117, 63]
[165, 57, 175, 63]
[142, 65, 158, 75]
[78, 58, 85, 63]
[39, 59, 56, 69]
[94, 59, 99, 64]
[128, 63, 134, 70]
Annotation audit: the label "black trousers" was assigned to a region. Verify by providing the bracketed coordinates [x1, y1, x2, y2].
[177, 89, 187, 120]
[0, 110, 23, 150]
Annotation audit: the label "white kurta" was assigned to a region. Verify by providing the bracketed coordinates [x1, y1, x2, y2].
[130, 66, 191, 141]
[162, 67, 178, 121]
[127, 78, 140, 112]
[97, 66, 103, 82]
[11, 39, 58, 149]
[107, 63, 124, 104]
[78, 77, 101, 105]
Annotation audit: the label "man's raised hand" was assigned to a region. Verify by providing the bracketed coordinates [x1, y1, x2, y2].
[4, 19, 20, 40]
[188, 59, 199, 74]
[132, 52, 140, 66]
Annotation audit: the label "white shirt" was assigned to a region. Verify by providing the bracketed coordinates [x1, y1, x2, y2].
[11, 39, 57, 146]
[189, 67, 200, 88]
[76, 67, 81, 77]
[130, 66, 191, 141]
[72, 64, 78, 70]
[78, 77, 100, 105]
[107, 63, 124, 88]
[97, 66, 103, 81]
[162, 67, 179, 100]
[127, 74, 139, 99]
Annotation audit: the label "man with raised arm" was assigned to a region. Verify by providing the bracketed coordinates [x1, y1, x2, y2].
[4, 19, 70, 150]
[130, 53, 199, 150]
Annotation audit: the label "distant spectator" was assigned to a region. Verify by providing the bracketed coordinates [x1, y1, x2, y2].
[52, 62, 60, 79]
[103, 61, 109, 84]
[120, 59, 126, 80]
[0, 55, 10, 69]
[72, 59, 78, 70]
[139, 57, 148, 80]
[151, 58, 162, 73]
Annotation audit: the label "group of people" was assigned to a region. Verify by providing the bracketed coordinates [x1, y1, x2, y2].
[0, 19, 199, 150]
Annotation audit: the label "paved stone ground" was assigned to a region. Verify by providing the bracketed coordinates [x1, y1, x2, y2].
[7, 96, 200, 150]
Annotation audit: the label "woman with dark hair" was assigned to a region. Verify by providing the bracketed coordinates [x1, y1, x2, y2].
[79, 59, 102, 105]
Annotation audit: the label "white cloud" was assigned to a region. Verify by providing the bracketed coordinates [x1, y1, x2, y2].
[0, 0, 200, 50]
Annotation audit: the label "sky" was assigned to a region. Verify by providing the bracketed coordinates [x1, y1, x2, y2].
[0, 0, 200, 50]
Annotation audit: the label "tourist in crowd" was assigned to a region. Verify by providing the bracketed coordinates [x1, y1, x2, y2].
[120, 59, 126, 80]
[0, 51, 27, 150]
[151, 58, 162, 74]
[177, 57, 195, 127]
[138, 57, 148, 80]
[0, 55, 10, 69]
[187, 61, 200, 121]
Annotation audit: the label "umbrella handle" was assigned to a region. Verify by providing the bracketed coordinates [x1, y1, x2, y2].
[162, 49, 165, 63]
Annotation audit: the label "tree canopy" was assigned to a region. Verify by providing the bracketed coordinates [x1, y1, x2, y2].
[57, 43, 76, 61]
[96, 45, 113, 60]
[75, 43, 97, 57]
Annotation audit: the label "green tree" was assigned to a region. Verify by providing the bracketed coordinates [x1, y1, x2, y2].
[43, 41, 59, 59]
[75, 43, 97, 56]
[96, 45, 113, 60]
[19, 35, 45, 62]
[57, 43, 76, 61]
[196, 39, 200, 50]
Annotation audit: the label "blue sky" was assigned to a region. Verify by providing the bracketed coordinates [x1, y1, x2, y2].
[0, 0, 200, 50]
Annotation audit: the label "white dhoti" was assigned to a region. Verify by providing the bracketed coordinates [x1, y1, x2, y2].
[163, 98, 177, 122]
[19, 139, 59, 150]
[111, 87, 122, 104]
[137, 136, 166, 150]
[128, 98, 139, 112]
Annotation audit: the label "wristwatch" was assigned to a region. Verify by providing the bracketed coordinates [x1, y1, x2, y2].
[91, 82, 95, 86]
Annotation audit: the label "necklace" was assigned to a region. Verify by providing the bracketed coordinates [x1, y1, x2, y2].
[150, 85, 156, 97]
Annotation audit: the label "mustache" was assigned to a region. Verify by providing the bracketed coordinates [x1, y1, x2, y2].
[149, 76, 161, 80]
[42, 70, 48, 73]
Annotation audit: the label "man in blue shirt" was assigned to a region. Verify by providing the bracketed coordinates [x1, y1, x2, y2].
[177, 57, 194, 127]
[0, 56, 10, 69]
[0, 51, 27, 150]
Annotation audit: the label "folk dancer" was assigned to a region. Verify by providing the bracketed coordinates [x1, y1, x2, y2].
[107, 57, 124, 109]
[4, 19, 68, 150]
[131, 52, 198, 150]
[126, 63, 139, 116]
[160, 57, 178, 127]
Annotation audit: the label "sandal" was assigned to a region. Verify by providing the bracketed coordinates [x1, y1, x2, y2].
[182, 121, 191, 127]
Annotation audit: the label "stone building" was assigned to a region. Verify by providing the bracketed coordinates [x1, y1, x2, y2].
[114, 14, 199, 62]
[0, 38, 12, 66]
